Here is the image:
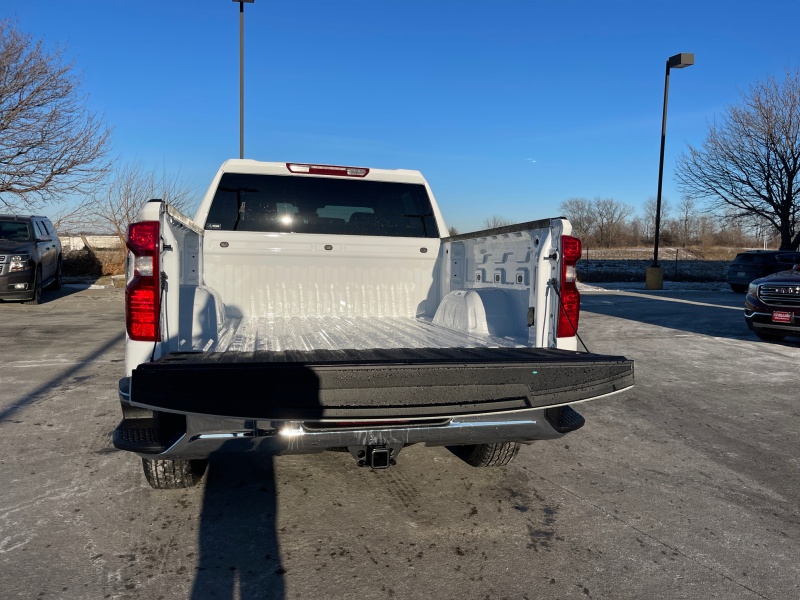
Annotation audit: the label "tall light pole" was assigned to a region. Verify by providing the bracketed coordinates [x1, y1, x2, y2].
[647, 52, 694, 290]
[233, 0, 254, 159]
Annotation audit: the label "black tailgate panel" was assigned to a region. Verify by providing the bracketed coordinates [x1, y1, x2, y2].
[130, 347, 634, 419]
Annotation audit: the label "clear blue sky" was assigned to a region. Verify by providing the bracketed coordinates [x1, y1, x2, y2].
[6, 0, 800, 233]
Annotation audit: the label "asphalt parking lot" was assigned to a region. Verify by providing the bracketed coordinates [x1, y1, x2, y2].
[1, 284, 798, 600]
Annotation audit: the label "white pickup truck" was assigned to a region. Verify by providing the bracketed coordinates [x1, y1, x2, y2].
[113, 160, 633, 489]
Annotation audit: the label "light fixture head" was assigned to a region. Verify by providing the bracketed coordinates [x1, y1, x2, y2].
[668, 53, 694, 69]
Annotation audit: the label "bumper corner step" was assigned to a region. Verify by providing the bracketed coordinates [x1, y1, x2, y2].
[546, 405, 585, 434]
[112, 418, 167, 453]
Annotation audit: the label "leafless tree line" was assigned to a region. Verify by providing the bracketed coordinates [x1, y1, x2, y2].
[54, 163, 196, 240]
[559, 195, 775, 249]
[556, 69, 800, 250]
[3, 18, 800, 251]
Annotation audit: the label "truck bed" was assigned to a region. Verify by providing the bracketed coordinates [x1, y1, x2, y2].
[205, 315, 526, 353]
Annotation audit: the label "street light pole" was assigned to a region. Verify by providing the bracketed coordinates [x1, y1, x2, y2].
[234, 0, 255, 159]
[647, 52, 694, 289]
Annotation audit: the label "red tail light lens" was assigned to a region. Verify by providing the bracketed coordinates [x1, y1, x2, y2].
[557, 235, 581, 338]
[562, 235, 582, 263]
[126, 221, 160, 342]
[557, 285, 580, 337]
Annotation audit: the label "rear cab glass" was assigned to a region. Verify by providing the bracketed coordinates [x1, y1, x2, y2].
[204, 173, 439, 238]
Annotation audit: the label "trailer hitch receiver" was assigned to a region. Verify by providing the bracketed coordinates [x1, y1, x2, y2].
[348, 445, 401, 469]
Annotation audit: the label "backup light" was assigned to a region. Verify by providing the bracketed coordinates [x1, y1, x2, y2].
[134, 256, 154, 277]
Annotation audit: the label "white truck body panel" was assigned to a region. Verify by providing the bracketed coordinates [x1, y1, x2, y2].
[115, 159, 633, 477]
[201, 231, 441, 319]
[125, 161, 574, 375]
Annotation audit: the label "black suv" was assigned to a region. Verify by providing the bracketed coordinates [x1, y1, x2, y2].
[726, 250, 800, 293]
[744, 267, 800, 342]
[0, 215, 62, 304]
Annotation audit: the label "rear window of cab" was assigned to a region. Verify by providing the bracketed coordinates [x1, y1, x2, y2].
[204, 173, 439, 238]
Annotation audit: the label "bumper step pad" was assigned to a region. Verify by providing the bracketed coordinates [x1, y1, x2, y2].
[112, 418, 166, 453]
[129, 347, 634, 420]
[546, 405, 586, 434]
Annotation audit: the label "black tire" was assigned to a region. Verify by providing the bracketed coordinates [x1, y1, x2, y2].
[450, 442, 520, 467]
[141, 457, 208, 489]
[755, 330, 785, 342]
[48, 257, 62, 290]
[730, 284, 748, 293]
[23, 268, 42, 305]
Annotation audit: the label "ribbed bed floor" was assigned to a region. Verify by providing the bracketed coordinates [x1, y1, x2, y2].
[202, 316, 526, 353]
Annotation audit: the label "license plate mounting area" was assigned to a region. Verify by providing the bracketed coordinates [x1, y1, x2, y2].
[772, 311, 793, 324]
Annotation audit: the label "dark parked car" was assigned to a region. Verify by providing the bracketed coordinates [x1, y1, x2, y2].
[744, 267, 800, 341]
[726, 250, 800, 293]
[0, 215, 62, 304]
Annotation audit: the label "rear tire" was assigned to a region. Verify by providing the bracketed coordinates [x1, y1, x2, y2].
[450, 442, 520, 467]
[23, 269, 42, 305]
[730, 284, 747, 293]
[755, 330, 785, 342]
[141, 458, 208, 489]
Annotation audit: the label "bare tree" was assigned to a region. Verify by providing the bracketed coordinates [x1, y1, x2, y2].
[676, 68, 800, 250]
[593, 197, 634, 247]
[642, 196, 670, 241]
[675, 195, 697, 247]
[559, 197, 596, 239]
[0, 20, 111, 211]
[696, 214, 718, 247]
[87, 162, 198, 244]
[51, 198, 94, 234]
[447, 226, 459, 236]
[629, 217, 645, 245]
[482, 215, 513, 229]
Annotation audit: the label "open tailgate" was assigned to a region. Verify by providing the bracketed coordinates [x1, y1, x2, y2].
[129, 347, 633, 420]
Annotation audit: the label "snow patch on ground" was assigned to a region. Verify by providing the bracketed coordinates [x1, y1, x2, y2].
[578, 281, 732, 293]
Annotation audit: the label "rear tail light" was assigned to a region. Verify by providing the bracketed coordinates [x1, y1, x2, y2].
[286, 163, 369, 177]
[126, 221, 161, 342]
[557, 235, 581, 338]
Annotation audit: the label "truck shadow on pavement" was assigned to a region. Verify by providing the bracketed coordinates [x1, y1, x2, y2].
[190, 364, 331, 599]
[580, 291, 769, 342]
[0, 332, 125, 423]
[191, 452, 286, 600]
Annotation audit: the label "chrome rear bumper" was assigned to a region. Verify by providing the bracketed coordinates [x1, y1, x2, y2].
[117, 377, 578, 459]
[158, 410, 565, 459]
